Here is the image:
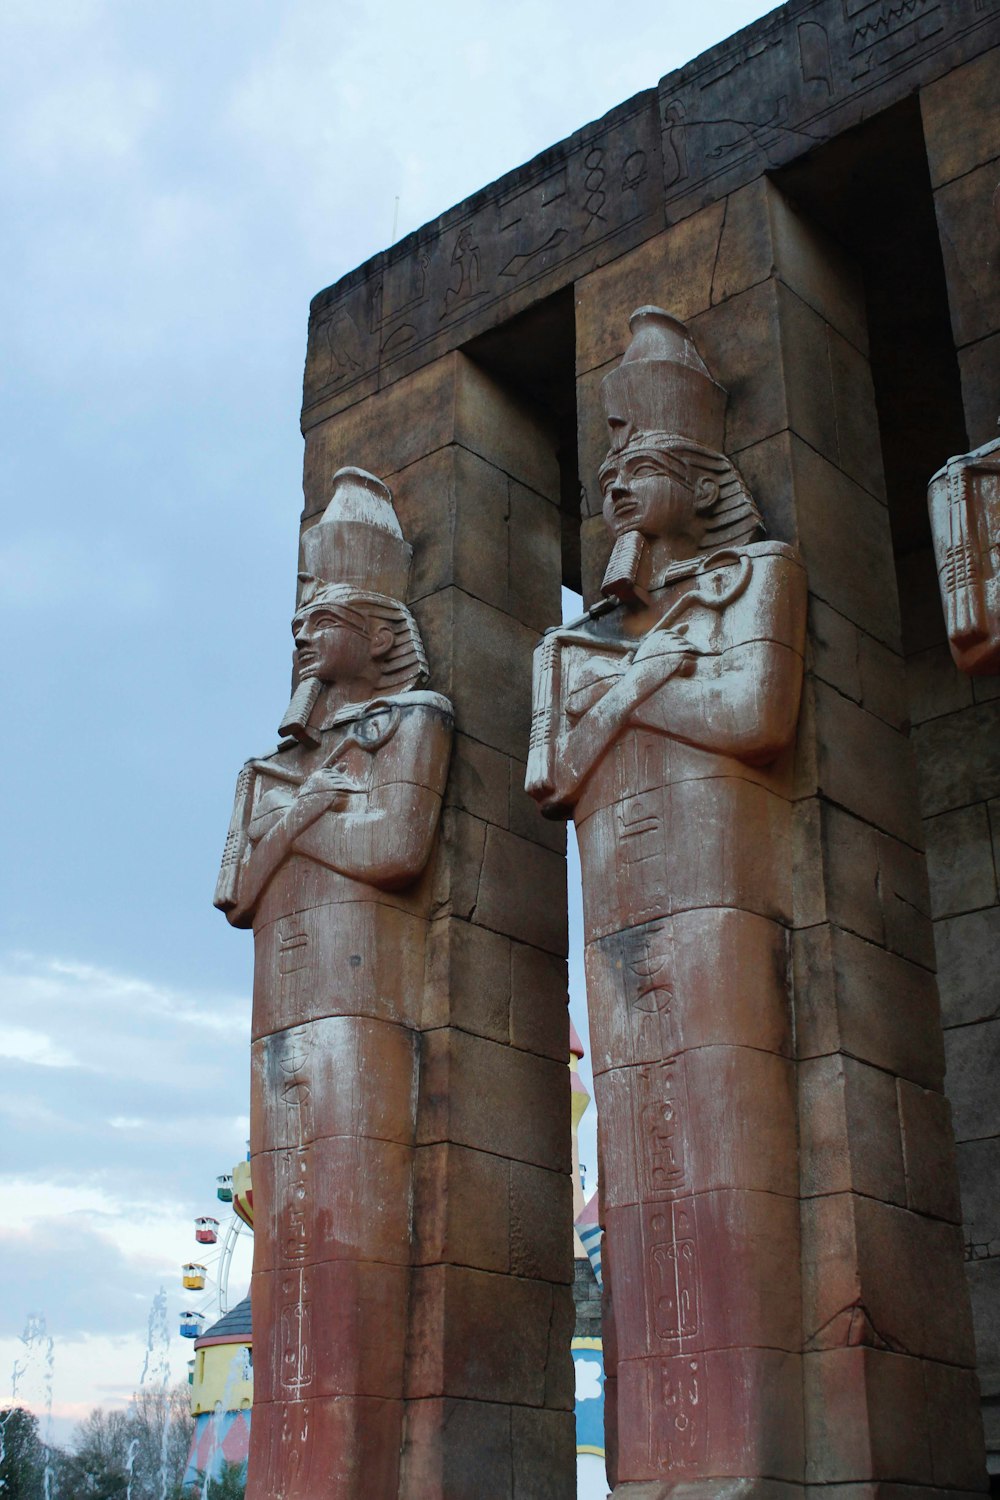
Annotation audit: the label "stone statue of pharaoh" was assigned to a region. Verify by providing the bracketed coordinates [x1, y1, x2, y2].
[527, 309, 807, 1497]
[928, 429, 1000, 674]
[215, 467, 452, 1499]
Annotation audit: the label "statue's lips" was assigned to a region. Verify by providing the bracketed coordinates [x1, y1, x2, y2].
[609, 498, 639, 520]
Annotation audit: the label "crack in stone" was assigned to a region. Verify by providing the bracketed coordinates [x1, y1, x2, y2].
[709, 194, 729, 306]
[804, 1298, 909, 1355]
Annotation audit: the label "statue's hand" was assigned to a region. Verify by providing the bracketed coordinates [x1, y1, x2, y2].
[623, 629, 698, 702]
[296, 765, 357, 814]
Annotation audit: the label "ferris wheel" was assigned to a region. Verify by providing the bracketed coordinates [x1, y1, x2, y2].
[179, 1162, 253, 1342]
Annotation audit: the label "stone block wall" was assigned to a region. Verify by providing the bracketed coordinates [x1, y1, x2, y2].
[299, 351, 577, 1498]
[911, 47, 1000, 1471]
[574, 170, 984, 1489]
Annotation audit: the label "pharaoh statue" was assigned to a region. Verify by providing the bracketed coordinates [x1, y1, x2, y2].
[215, 467, 453, 1498]
[928, 429, 1000, 674]
[527, 309, 807, 1495]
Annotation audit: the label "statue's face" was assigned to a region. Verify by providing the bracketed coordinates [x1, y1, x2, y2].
[291, 603, 373, 684]
[599, 444, 699, 546]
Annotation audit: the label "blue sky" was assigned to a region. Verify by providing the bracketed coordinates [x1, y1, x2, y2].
[0, 0, 774, 1439]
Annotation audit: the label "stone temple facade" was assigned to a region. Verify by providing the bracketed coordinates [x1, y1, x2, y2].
[217, 1, 1000, 1494]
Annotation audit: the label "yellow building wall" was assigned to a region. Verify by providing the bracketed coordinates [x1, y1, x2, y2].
[191, 1341, 253, 1415]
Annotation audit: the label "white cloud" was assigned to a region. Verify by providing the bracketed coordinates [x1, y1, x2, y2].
[575, 1357, 603, 1403]
[0, 1027, 77, 1069]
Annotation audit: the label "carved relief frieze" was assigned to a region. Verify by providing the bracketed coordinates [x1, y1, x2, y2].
[656, 0, 997, 220]
[302, 98, 662, 425]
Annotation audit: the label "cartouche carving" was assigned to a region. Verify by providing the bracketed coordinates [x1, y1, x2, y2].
[217, 467, 452, 1499]
[928, 431, 1000, 674]
[528, 308, 807, 1494]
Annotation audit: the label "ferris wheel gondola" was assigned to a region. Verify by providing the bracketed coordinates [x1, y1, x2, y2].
[178, 1160, 252, 1339]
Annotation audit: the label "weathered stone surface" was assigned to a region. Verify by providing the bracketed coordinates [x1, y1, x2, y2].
[413, 587, 538, 758]
[423, 916, 510, 1041]
[812, 801, 934, 968]
[897, 1078, 963, 1223]
[597, 1049, 798, 1204]
[473, 825, 568, 954]
[912, 699, 1000, 816]
[574, 201, 725, 376]
[615, 1347, 805, 1482]
[811, 679, 923, 848]
[393, 447, 560, 634]
[897, 545, 948, 656]
[802, 1192, 977, 1365]
[974, 670, 1000, 704]
[808, 597, 907, 732]
[249, 1398, 403, 1500]
[798, 1053, 906, 1204]
[924, 803, 997, 918]
[794, 924, 946, 1089]
[803, 1347, 932, 1483]
[443, 731, 509, 828]
[692, 280, 790, 455]
[923, 1359, 990, 1490]
[738, 433, 902, 648]
[252, 1135, 415, 1271]
[510, 1407, 579, 1500]
[945, 1017, 1000, 1143]
[405, 1264, 573, 1406]
[965, 1256, 1000, 1367]
[935, 904, 1000, 1027]
[586, 909, 793, 1070]
[767, 183, 869, 355]
[934, 158, 1000, 351]
[302, 352, 558, 511]
[398, 1397, 513, 1500]
[958, 329, 1000, 448]
[907, 642, 975, 725]
[253, 1259, 410, 1401]
[922, 41, 1000, 187]
[509, 1159, 574, 1283]
[508, 940, 569, 1061]
[417, 1027, 571, 1172]
[657, 0, 1000, 223]
[956, 1136, 1000, 1246]
[412, 1143, 510, 1273]
[508, 754, 566, 853]
[411, 1143, 571, 1286]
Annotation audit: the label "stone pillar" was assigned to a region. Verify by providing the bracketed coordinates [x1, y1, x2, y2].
[921, 46, 1000, 453]
[908, 53, 1000, 1474]
[573, 174, 985, 1493]
[299, 350, 576, 1498]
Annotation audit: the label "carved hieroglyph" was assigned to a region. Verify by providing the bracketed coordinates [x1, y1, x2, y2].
[216, 468, 452, 1499]
[527, 309, 807, 1495]
[928, 432, 1000, 674]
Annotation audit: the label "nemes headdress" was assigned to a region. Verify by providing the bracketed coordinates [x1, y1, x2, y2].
[280, 467, 427, 743]
[598, 307, 763, 595]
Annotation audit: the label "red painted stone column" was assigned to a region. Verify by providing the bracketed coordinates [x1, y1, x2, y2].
[565, 174, 985, 1495]
[217, 468, 453, 1497]
[299, 352, 576, 1499]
